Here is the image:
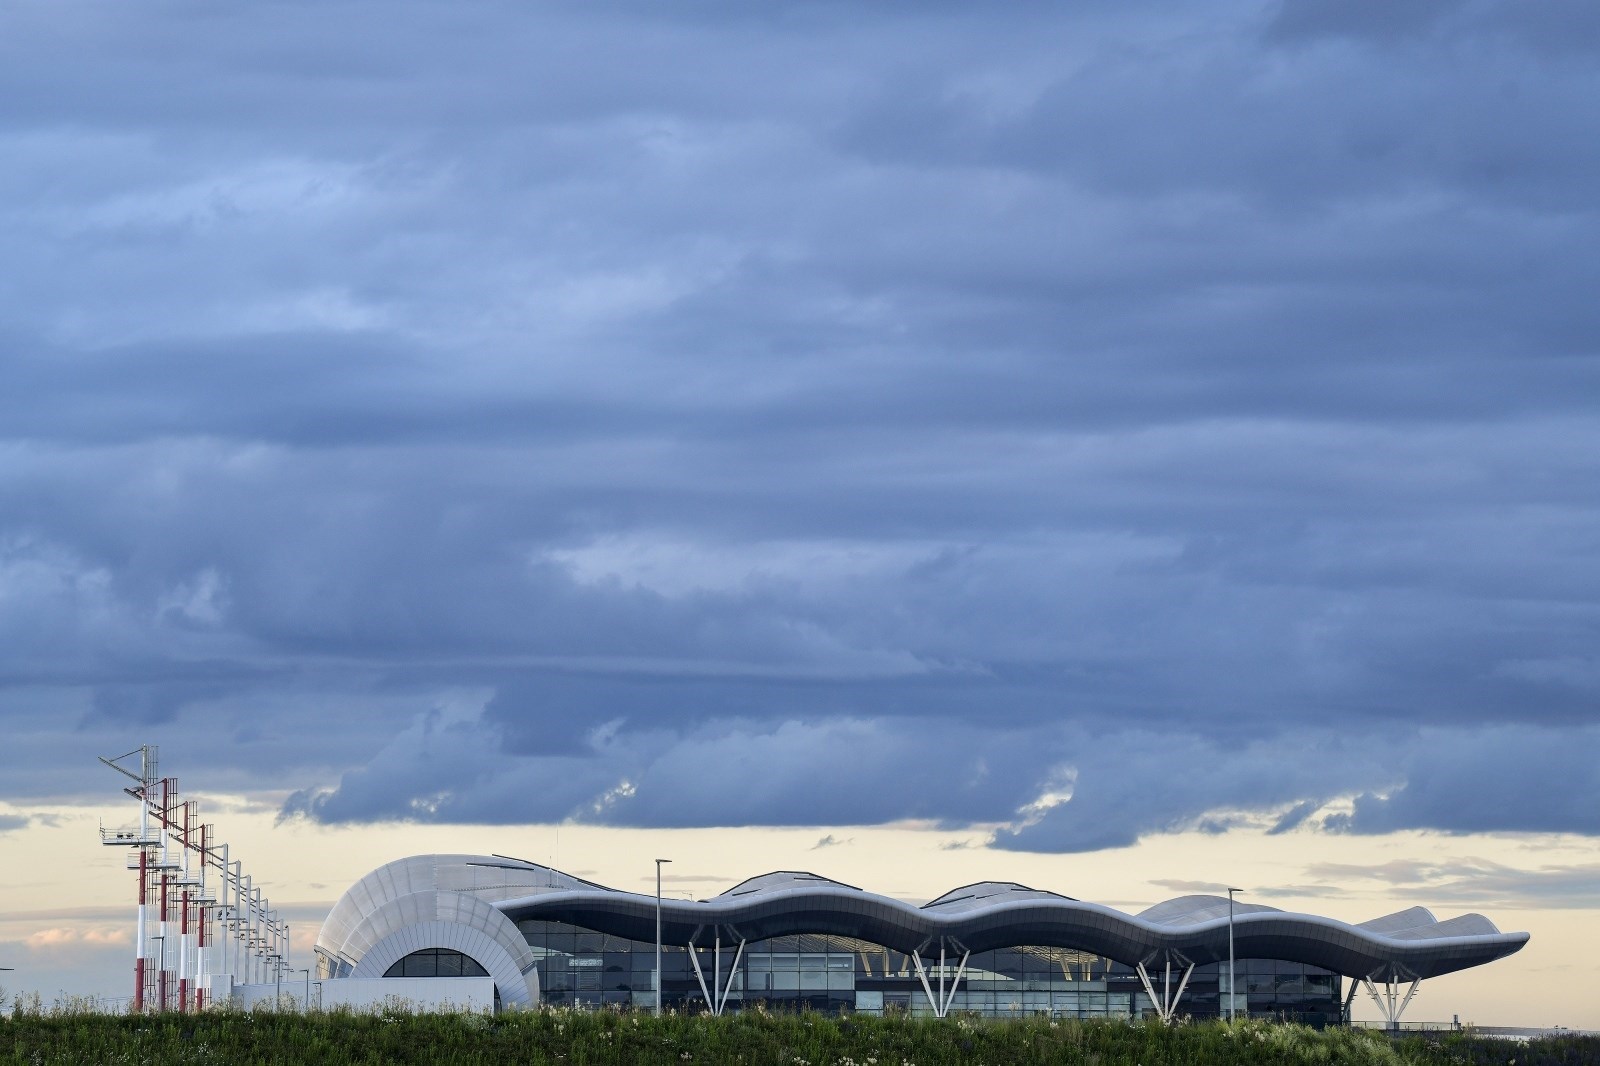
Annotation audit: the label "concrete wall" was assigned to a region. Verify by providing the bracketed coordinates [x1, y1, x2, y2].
[318, 977, 495, 1013]
[231, 977, 495, 1013]
[232, 981, 313, 1010]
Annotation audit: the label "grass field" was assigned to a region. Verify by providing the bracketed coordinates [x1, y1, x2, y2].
[2, 1001, 1595, 1066]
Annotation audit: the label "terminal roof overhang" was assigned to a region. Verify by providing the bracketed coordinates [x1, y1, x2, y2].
[484, 863, 1528, 981]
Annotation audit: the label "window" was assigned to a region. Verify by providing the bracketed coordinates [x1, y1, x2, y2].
[383, 949, 489, 979]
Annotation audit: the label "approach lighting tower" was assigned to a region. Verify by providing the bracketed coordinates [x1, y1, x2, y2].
[99, 745, 288, 1012]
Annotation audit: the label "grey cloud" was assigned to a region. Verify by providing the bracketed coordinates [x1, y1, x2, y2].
[1148, 879, 1236, 895]
[0, 0, 1597, 852]
[283, 701, 1059, 829]
[1268, 800, 1321, 835]
[655, 874, 733, 886]
[281, 694, 1600, 855]
[1267, 0, 1600, 58]
[1243, 885, 1351, 902]
[2, 905, 138, 923]
[1298, 856, 1600, 910]
[1266, 0, 1458, 44]
[1341, 727, 1600, 836]
[992, 730, 1397, 853]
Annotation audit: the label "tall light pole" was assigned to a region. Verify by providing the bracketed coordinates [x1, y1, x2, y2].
[655, 858, 671, 1016]
[1227, 887, 1241, 1022]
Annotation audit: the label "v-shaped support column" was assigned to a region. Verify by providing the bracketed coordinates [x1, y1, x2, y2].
[910, 938, 970, 1017]
[1134, 951, 1194, 1024]
[686, 928, 746, 1016]
[1362, 965, 1420, 1031]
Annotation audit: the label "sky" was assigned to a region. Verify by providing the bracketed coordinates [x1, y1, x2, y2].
[0, 0, 1597, 1029]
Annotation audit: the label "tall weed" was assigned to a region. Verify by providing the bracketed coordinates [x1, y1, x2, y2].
[0, 1006, 1594, 1065]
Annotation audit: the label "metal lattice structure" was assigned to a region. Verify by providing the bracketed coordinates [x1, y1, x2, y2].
[99, 745, 288, 1012]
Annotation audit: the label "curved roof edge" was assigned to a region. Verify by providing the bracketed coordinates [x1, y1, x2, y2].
[317, 855, 1530, 983]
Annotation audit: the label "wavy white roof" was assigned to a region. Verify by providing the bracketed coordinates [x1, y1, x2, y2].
[318, 855, 1529, 983]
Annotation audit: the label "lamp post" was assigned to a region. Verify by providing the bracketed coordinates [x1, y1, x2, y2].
[655, 858, 671, 1016]
[1227, 888, 1241, 1022]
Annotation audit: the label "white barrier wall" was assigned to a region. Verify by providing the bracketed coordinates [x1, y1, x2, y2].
[232, 977, 496, 1013]
[318, 977, 496, 1013]
[231, 982, 313, 1010]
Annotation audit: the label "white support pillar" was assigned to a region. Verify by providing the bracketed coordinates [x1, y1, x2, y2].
[239, 875, 252, 983]
[686, 931, 746, 1016]
[1362, 968, 1420, 1031]
[910, 948, 938, 1015]
[214, 843, 230, 994]
[250, 888, 263, 984]
[1135, 961, 1159, 1019]
[1171, 958, 1194, 1018]
[939, 950, 970, 1016]
[687, 939, 714, 1013]
[1134, 952, 1194, 1024]
[717, 939, 746, 1015]
[231, 862, 243, 985]
[909, 942, 968, 1018]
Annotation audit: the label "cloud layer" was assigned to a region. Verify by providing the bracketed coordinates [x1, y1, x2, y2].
[1, 0, 1597, 851]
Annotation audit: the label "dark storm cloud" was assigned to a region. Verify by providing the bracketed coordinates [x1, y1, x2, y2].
[0, 1, 1596, 849]
[1339, 727, 1600, 836]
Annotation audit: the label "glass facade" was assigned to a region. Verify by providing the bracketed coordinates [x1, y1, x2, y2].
[515, 920, 1342, 1024]
[383, 948, 491, 979]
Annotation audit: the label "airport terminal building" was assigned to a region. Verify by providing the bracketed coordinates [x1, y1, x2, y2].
[313, 855, 1528, 1025]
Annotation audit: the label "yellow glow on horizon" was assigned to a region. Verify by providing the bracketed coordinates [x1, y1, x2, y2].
[4, 798, 1594, 1029]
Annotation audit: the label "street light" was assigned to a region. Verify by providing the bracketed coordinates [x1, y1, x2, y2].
[655, 858, 671, 1016]
[1227, 888, 1242, 1022]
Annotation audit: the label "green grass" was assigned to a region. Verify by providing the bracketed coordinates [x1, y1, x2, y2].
[2, 1003, 1596, 1066]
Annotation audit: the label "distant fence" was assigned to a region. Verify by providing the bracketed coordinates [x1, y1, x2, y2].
[1350, 1021, 1596, 1039]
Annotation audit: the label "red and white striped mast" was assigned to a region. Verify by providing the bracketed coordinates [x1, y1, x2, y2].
[100, 745, 290, 1011]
